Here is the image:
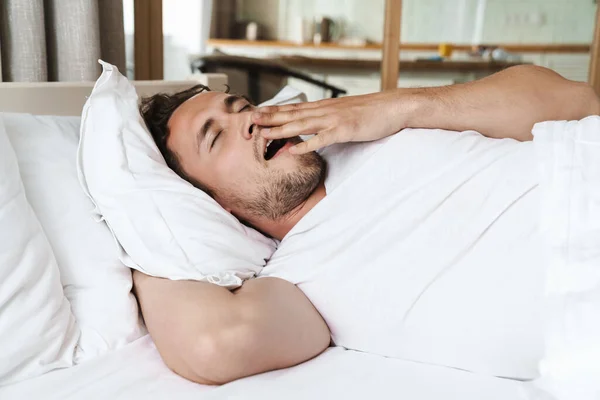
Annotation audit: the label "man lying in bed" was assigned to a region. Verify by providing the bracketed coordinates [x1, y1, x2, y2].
[134, 65, 600, 385]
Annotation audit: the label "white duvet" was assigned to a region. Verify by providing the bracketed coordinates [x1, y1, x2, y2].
[261, 128, 547, 379]
[0, 335, 528, 400]
[531, 116, 600, 400]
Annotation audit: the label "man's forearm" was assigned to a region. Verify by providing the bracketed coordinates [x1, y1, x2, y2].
[398, 65, 600, 141]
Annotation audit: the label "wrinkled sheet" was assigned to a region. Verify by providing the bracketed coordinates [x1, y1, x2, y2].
[0, 335, 528, 400]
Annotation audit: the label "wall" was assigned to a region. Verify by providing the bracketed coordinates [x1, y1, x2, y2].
[238, 0, 282, 40]
[281, 0, 386, 42]
[280, 0, 597, 44]
[123, 0, 597, 81]
[275, 0, 596, 81]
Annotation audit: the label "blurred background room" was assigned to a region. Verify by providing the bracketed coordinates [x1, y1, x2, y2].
[3, 0, 599, 104]
[127, 0, 599, 103]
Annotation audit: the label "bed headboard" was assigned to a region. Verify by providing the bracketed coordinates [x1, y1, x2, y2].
[0, 73, 228, 116]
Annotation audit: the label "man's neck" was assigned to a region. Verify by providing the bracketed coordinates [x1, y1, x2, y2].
[251, 182, 327, 241]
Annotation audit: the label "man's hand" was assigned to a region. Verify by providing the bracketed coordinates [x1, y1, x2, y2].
[252, 90, 412, 154]
[253, 65, 600, 152]
[134, 272, 330, 385]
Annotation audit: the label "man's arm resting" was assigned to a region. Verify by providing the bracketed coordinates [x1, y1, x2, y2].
[252, 65, 600, 154]
[402, 65, 600, 141]
[133, 271, 330, 385]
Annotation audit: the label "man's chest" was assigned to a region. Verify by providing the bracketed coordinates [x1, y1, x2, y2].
[259, 131, 546, 377]
[265, 130, 539, 282]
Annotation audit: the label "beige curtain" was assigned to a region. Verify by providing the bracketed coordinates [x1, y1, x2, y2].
[0, 0, 125, 82]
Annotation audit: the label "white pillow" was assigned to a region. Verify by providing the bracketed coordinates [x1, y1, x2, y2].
[532, 116, 600, 400]
[0, 116, 79, 385]
[77, 61, 277, 288]
[259, 84, 307, 107]
[3, 113, 145, 363]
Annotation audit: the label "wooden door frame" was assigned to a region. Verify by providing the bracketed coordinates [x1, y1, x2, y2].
[134, 0, 163, 80]
[381, 0, 402, 91]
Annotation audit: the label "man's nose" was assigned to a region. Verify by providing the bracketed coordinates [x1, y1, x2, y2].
[238, 113, 255, 140]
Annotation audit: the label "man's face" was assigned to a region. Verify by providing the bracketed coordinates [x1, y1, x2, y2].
[167, 91, 325, 222]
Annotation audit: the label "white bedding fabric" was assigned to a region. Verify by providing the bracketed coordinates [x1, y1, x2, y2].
[0, 335, 528, 400]
[77, 61, 276, 289]
[262, 128, 546, 379]
[0, 117, 79, 385]
[531, 116, 600, 400]
[3, 112, 145, 363]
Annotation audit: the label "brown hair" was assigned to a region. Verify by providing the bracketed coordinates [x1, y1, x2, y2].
[140, 84, 219, 196]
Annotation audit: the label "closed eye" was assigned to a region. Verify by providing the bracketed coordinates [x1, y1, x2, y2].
[239, 104, 252, 113]
[210, 130, 222, 150]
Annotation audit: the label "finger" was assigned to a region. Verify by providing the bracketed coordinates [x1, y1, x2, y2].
[254, 97, 345, 121]
[257, 103, 303, 114]
[257, 97, 339, 114]
[260, 117, 327, 139]
[289, 130, 338, 154]
[253, 108, 325, 127]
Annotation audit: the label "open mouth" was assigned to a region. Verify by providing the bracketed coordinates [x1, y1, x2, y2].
[264, 138, 288, 160]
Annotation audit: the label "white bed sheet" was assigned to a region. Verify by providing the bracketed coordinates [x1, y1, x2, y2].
[0, 335, 529, 400]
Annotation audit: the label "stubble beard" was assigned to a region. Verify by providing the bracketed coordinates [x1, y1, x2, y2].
[228, 135, 326, 221]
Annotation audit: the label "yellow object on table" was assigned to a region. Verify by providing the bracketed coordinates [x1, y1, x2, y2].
[438, 43, 454, 58]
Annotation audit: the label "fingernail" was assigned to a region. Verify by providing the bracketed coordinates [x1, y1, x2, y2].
[261, 128, 271, 135]
[289, 145, 298, 154]
[252, 112, 262, 120]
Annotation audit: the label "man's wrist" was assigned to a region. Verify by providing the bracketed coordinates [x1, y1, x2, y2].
[387, 87, 431, 131]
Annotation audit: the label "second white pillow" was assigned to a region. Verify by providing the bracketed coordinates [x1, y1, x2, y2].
[4, 113, 145, 362]
[0, 116, 79, 385]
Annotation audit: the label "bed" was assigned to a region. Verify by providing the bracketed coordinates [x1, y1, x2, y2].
[1, 336, 530, 400]
[0, 73, 533, 400]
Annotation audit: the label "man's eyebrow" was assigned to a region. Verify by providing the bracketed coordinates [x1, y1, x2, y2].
[223, 95, 250, 112]
[196, 118, 214, 154]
